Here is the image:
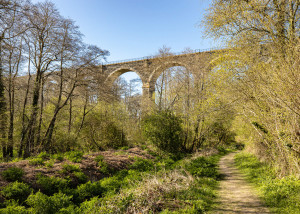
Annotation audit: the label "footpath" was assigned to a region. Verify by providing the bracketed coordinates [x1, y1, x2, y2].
[212, 152, 271, 214]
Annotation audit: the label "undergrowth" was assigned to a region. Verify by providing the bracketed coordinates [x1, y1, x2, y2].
[0, 148, 226, 213]
[234, 152, 300, 214]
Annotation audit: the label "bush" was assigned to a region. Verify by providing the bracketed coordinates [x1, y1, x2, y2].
[100, 176, 123, 194]
[76, 181, 105, 202]
[61, 164, 81, 174]
[97, 160, 110, 174]
[1, 167, 24, 182]
[129, 157, 154, 172]
[52, 153, 64, 162]
[65, 151, 83, 163]
[1, 182, 32, 204]
[26, 191, 72, 214]
[36, 175, 69, 195]
[37, 152, 50, 160]
[94, 155, 104, 163]
[82, 112, 127, 150]
[28, 158, 44, 166]
[142, 110, 183, 154]
[79, 197, 102, 214]
[73, 172, 88, 184]
[0, 204, 28, 214]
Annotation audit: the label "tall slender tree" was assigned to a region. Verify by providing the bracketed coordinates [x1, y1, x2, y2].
[0, 0, 26, 158]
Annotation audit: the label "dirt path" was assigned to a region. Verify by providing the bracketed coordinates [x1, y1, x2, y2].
[212, 152, 272, 214]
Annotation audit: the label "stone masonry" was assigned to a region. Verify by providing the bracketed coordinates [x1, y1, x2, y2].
[99, 50, 219, 102]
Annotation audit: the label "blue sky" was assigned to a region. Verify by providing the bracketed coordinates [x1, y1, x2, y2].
[32, 0, 215, 63]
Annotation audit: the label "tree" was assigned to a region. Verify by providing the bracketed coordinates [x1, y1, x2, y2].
[20, 1, 63, 157]
[142, 110, 183, 154]
[0, 0, 27, 158]
[204, 0, 300, 174]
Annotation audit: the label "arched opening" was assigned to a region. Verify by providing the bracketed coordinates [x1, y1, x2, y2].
[112, 71, 143, 118]
[154, 66, 194, 112]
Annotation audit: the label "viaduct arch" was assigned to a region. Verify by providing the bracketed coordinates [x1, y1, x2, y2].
[99, 49, 219, 104]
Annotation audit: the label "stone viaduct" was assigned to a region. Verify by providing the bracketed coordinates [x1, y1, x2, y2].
[99, 49, 221, 101]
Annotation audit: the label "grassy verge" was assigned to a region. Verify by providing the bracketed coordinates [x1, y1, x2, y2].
[0, 148, 228, 213]
[234, 152, 300, 214]
[85, 154, 223, 213]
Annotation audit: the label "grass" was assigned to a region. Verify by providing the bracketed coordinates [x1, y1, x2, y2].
[234, 152, 300, 214]
[0, 148, 227, 213]
[81, 152, 224, 213]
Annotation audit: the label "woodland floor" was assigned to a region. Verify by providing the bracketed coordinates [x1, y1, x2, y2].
[212, 152, 272, 214]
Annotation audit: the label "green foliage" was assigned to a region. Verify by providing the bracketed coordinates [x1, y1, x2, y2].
[36, 175, 69, 196]
[28, 158, 44, 166]
[129, 157, 154, 172]
[76, 181, 104, 202]
[37, 152, 50, 160]
[73, 172, 88, 184]
[65, 151, 83, 163]
[79, 197, 102, 214]
[99, 176, 123, 194]
[82, 112, 127, 150]
[142, 110, 183, 154]
[1, 167, 24, 182]
[52, 153, 64, 162]
[185, 156, 219, 179]
[1, 182, 32, 204]
[26, 191, 72, 214]
[235, 153, 300, 213]
[61, 164, 81, 174]
[0, 204, 28, 214]
[97, 160, 110, 174]
[94, 155, 104, 163]
[94, 155, 111, 174]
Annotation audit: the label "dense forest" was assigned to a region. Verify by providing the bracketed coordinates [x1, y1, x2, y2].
[0, 0, 299, 213]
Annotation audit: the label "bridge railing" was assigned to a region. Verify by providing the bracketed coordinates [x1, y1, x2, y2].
[102, 47, 224, 65]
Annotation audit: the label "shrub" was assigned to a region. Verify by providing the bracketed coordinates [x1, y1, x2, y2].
[36, 175, 69, 195]
[1, 167, 24, 182]
[142, 110, 183, 154]
[37, 152, 50, 160]
[73, 172, 88, 184]
[0, 204, 28, 214]
[65, 151, 83, 163]
[52, 153, 64, 162]
[100, 176, 123, 193]
[76, 181, 105, 202]
[45, 160, 55, 168]
[129, 157, 154, 172]
[28, 158, 44, 166]
[1, 182, 32, 203]
[26, 191, 72, 214]
[61, 164, 81, 174]
[94, 155, 104, 163]
[95, 155, 113, 174]
[79, 197, 102, 214]
[82, 112, 127, 150]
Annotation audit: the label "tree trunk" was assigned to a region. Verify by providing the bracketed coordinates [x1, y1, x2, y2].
[18, 58, 31, 157]
[35, 78, 45, 152]
[23, 72, 42, 158]
[68, 97, 72, 134]
[0, 38, 8, 158]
